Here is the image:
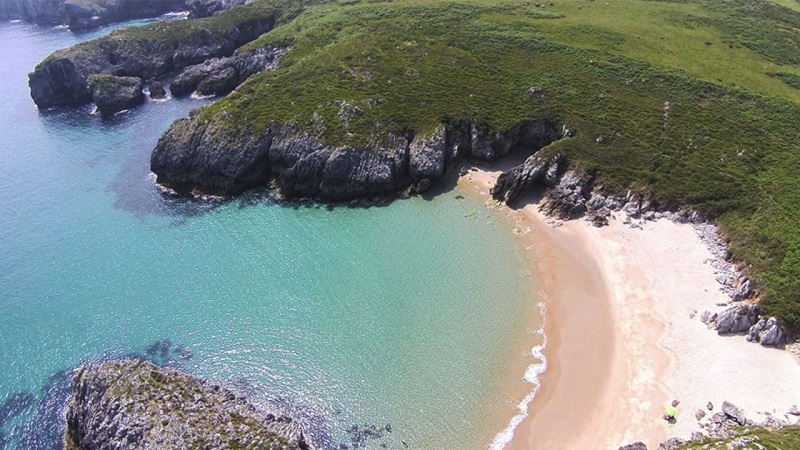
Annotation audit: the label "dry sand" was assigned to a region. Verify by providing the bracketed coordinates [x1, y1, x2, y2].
[458, 164, 800, 450]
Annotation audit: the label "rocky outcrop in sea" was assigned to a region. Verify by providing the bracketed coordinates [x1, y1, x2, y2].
[88, 74, 144, 117]
[64, 359, 309, 450]
[170, 46, 289, 98]
[1, 0, 189, 31]
[28, 5, 278, 110]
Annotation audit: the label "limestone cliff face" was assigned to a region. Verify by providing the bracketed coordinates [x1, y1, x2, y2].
[0, 0, 66, 24]
[28, 14, 276, 109]
[188, 0, 248, 18]
[150, 114, 562, 200]
[0, 0, 189, 29]
[61, 0, 189, 32]
[64, 360, 309, 450]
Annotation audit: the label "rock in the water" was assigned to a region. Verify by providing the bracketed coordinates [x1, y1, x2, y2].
[170, 46, 289, 97]
[695, 409, 706, 421]
[619, 443, 647, 450]
[88, 74, 144, 117]
[148, 81, 166, 99]
[707, 401, 714, 411]
[64, 360, 308, 450]
[721, 401, 747, 426]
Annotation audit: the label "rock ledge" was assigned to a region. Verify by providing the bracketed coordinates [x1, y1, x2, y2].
[65, 360, 309, 450]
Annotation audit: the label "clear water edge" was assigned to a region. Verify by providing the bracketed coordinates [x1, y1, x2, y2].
[0, 19, 546, 450]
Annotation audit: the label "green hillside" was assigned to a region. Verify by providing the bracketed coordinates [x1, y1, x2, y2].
[162, 0, 800, 326]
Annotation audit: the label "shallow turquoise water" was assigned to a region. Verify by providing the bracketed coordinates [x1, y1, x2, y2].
[0, 20, 539, 450]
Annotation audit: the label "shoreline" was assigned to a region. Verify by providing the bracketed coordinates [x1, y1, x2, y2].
[457, 162, 800, 450]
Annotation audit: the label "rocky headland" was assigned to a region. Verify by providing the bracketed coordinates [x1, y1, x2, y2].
[64, 359, 309, 450]
[1, 0, 245, 30]
[150, 117, 562, 199]
[27, 0, 285, 113]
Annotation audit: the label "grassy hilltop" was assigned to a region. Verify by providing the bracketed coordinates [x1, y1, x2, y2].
[120, 0, 800, 326]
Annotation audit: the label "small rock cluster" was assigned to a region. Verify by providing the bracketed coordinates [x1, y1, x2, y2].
[700, 302, 784, 347]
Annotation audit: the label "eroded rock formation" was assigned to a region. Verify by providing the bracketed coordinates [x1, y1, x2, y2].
[150, 118, 562, 199]
[28, 11, 276, 109]
[64, 360, 309, 450]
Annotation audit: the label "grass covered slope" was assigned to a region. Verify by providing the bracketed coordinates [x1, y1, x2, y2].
[187, 0, 800, 326]
[676, 426, 800, 449]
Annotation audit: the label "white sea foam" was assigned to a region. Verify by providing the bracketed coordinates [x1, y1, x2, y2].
[489, 302, 548, 450]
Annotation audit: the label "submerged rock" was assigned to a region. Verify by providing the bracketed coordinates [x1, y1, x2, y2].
[64, 360, 308, 450]
[88, 74, 144, 117]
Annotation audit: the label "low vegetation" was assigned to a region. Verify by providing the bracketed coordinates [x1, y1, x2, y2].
[676, 426, 800, 449]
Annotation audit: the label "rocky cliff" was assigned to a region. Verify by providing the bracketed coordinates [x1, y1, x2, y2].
[170, 45, 288, 97]
[64, 360, 309, 450]
[0, 0, 69, 24]
[0, 0, 189, 30]
[28, 4, 277, 109]
[150, 116, 562, 199]
[188, 0, 249, 18]
[62, 0, 188, 31]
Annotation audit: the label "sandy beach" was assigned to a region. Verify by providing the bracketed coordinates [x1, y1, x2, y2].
[458, 163, 800, 449]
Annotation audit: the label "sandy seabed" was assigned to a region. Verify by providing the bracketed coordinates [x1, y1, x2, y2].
[458, 164, 800, 450]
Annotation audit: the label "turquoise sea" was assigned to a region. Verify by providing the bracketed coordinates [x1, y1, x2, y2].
[0, 19, 543, 450]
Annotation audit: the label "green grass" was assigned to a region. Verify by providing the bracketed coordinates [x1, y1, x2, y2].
[72, 0, 800, 327]
[677, 426, 800, 449]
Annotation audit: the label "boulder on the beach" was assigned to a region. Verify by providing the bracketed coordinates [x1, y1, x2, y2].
[658, 437, 685, 450]
[712, 304, 758, 334]
[619, 442, 647, 450]
[721, 401, 747, 425]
